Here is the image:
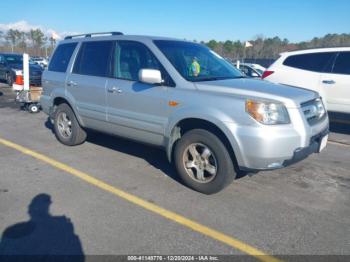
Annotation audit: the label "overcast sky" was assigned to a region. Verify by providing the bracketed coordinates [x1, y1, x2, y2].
[1, 0, 349, 42]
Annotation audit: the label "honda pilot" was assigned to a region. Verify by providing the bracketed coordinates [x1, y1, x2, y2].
[41, 32, 329, 194]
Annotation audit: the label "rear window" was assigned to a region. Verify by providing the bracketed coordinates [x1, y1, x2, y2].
[283, 52, 336, 72]
[332, 52, 350, 75]
[73, 41, 114, 77]
[48, 43, 77, 73]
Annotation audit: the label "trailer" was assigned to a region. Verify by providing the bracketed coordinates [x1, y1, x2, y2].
[16, 87, 42, 113]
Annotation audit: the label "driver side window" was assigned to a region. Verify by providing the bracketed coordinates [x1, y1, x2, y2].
[114, 41, 175, 86]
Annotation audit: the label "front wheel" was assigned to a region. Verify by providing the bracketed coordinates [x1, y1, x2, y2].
[174, 129, 236, 194]
[53, 103, 87, 146]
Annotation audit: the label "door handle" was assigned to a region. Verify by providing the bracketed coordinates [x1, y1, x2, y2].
[67, 80, 78, 87]
[322, 80, 335, 85]
[107, 87, 122, 93]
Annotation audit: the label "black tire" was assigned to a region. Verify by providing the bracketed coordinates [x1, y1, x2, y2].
[53, 103, 87, 146]
[6, 73, 13, 87]
[174, 129, 236, 194]
[28, 104, 40, 113]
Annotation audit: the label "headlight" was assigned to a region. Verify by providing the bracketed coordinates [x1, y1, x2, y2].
[315, 98, 326, 119]
[245, 99, 290, 125]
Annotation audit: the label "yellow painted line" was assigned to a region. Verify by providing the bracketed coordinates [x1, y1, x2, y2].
[0, 137, 282, 262]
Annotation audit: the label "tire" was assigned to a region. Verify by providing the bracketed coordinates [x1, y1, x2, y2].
[53, 103, 87, 146]
[174, 129, 236, 194]
[28, 104, 40, 113]
[6, 73, 13, 87]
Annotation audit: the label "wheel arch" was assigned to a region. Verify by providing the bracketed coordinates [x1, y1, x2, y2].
[166, 117, 241, 169]
[52, 96, 85, 126]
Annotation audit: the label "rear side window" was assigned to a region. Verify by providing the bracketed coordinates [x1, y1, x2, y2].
[73, 41, 114, 77]
[283, 52, 336, 72]
[48, 43, 77, 72]
[332, 52, 350, 75]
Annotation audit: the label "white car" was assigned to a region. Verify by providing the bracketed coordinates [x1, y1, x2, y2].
[31, 57, 48, 68]
[233, 63, 265, 78]
[248, 63, 266, 73]
[262, 47, 350, 114]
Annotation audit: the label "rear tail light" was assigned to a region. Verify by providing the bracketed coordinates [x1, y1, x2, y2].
[261, 70, 274, 79]
[15, 75, 24, 85]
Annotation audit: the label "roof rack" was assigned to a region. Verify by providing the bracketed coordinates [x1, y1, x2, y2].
[64, 32, 123, 40]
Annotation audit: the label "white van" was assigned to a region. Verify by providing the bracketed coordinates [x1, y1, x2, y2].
[262, 47, 350, 114]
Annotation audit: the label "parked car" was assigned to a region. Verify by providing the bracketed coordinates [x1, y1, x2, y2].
[41, 32, 329, 194]
[31, 56, 48, 68]
[0, 53, 43, 86]
[233, 63, 264, 78]
[262, 47, 350, 114]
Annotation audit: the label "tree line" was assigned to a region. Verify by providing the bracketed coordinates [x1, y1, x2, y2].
[0, 28, 349, 59]
[0, 28, 56, 57]
[202, 33, 350, 60]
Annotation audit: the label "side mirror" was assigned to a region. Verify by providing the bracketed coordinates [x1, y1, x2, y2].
[139, 69, 162, 85]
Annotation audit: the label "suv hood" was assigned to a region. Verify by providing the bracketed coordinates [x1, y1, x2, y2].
[194, 78, 318, 108]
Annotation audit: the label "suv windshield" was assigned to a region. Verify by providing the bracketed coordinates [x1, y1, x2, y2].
[154, 40, 243, 82]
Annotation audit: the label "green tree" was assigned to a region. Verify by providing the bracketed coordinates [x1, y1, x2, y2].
[5, 29, 20, 52]
[207, 39, 218, 50]
[17, 31, 27, 51]
[223, 40, 233, 56]
[27, 29, 46, 55]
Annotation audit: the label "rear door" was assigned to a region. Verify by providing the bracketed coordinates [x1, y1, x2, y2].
[44, 42, 78, 97]
[106, 40, 174, 145]
[67, 40, 114, 129]
[321, 52, 350, 113]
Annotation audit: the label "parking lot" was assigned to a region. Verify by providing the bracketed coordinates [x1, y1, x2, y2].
[0, 83, 349, 261]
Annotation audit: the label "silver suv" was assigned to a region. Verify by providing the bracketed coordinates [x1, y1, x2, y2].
[41, 32, 329, 194]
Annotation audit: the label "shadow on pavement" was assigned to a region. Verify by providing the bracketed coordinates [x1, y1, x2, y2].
[44, 117, 248, 183]
[45, 118, 182, 183]
[0, 194, 84, 262]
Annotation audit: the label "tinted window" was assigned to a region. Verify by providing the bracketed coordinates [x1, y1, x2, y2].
[73, 41, 114, 77]
[4, 55, 22, 65]
[154, 40, 242, 82]
[48, 43, 77, 72]
[332, 52, 350, 75]
[283, 52, 336, 72]
[114, 41, 175, 86]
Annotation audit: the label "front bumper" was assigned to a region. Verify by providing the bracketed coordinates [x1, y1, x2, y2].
[40, 94, 51, 115]
[224, 113, 329, 171]
[282, 128, 328, 167]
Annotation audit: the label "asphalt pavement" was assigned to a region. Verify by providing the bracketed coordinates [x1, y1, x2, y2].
[0, 83, 349, 261]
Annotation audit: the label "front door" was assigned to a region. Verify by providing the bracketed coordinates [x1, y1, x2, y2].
[106, 40, 174, 146]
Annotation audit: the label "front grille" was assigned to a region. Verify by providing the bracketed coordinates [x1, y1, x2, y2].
[301, 98, 326, 125]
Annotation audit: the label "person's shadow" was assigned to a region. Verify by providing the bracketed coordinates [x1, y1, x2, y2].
[0, 194, 84, 262]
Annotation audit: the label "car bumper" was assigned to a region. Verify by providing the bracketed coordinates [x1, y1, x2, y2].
[225, 115, 329, 171]
[40, 94, 51, 115]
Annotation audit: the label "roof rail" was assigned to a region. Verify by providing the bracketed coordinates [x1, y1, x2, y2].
[64, 32, 123, 40]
